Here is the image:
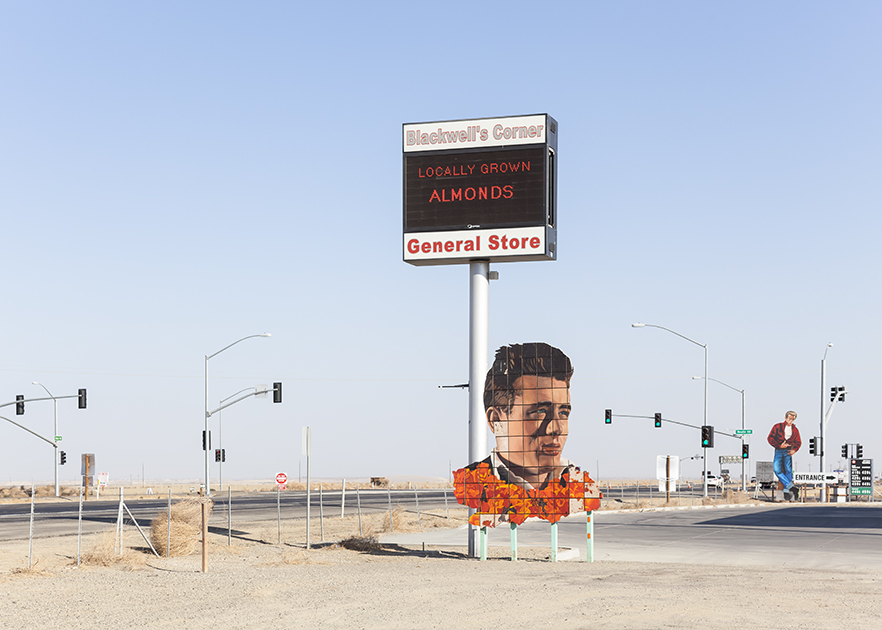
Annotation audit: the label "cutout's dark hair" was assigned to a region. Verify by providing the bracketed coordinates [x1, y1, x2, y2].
[483, 343, 573, 413]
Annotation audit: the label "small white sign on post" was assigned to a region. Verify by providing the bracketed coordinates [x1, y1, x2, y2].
[656, 455, 680, 492]
[95, 472, 109, 487]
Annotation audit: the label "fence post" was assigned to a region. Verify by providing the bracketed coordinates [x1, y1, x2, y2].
[356, 484, 362, 535]
[77, 487, 84, 566]
[319, 485, 325, 542]
[414, 488, 422, 531]
[167, 490, 171, 558]
[387, 484, 394, 533]
[28, 485, 35, 569]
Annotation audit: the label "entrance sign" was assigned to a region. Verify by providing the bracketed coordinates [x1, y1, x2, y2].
[793, 472, 834, 484]
[403, 114, 558, 266]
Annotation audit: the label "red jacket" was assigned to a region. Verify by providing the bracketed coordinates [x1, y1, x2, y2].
[767, 422, 801, 452]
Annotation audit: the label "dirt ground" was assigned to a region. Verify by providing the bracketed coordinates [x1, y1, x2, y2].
[2, 505, 881, 629]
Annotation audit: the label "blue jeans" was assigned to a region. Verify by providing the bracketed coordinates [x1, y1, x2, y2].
[773, 449, 793, 490]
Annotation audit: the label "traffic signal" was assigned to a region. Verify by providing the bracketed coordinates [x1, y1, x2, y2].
[215, 449, 222, 462]
[221, 448, 226, 462]
[654, 413, 662, 428]
[60, 451, 67, 465]
[742, 443, 749, 459]
[202, 430, 211, 451]
[830, 386, 846, 402]
[842, 444, 849, 458]
[701, 425, 714, 448]
[604, 409, 612, 425]
[856, 444, 863, 458]
[16, 395, 24, 415]
[809, 437, 817, 456]
[78, 388, 87, 409]
[273, 382, 282, 404]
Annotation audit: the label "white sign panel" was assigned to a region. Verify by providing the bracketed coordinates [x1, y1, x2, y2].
[403, 115, 549, 153]
[404, 226, 548, 265]
[793, 472, 836, 484]
[656, 455, 680, 491]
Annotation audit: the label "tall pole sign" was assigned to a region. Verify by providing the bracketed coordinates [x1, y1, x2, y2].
[402, 114, 559, 557]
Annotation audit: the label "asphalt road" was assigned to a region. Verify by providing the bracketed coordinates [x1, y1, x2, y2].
[383, 503, 882, 570]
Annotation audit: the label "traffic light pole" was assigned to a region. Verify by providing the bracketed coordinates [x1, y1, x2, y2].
[203, 333, 272, 498]
[32, 383, 60, 497]
[821, 352, 828, 502]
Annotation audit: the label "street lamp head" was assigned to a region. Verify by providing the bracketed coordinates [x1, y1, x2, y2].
[260, 333, 272, 337]
[692, 376, 703, 380]
[827, 342, 833, 348]
[631, 323, 645, 328]
[32, 381, 39, 385]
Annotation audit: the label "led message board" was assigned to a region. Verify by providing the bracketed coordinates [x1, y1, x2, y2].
[403, 114, 558, 266]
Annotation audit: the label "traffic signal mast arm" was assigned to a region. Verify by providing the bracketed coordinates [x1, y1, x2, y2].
[611, 413, 740, 438]
[0, 392, 85, 411]
[824, 387, 847, 429]
[0, 414, 58, 448]
[207, 383, 282, 418]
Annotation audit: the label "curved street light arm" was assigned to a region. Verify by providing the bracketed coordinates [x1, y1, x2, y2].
[633, 323, 706, 349]
[207, 333, 271, 361]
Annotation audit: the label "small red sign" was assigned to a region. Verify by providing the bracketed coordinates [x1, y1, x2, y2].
[275, 472, 287, 485]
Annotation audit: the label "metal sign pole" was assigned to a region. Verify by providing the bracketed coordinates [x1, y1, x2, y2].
[468, 261, 489, 558]
[821, 355, 827, 502]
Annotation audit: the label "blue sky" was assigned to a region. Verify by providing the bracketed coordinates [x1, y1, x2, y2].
[1, 2, 880, 486]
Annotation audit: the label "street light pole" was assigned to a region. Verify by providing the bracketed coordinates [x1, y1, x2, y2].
[820, 342, 833, 502]
[694, 376, 746, 492]
[204, 334, 270, 497]
[633, 323, 710, 497]
[32, 382, 59, 497]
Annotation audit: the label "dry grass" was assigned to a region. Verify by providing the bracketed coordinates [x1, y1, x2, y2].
[149, 498, 213, 557]
[78, 530, 149, 568]
[339, 535, 381, 552]
[0, 485, 82, 499]
[9, 564, 54, 578]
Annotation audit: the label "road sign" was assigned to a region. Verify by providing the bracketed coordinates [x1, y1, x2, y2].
[735, 429, 753, 435]
[54, 435, 62, 442]
[275, 472, 288, 485]
[793, 472, 835, 484]
[719, 455, 742, 464]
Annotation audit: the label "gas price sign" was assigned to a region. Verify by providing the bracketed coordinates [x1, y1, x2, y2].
[403, 114, 558, 266]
